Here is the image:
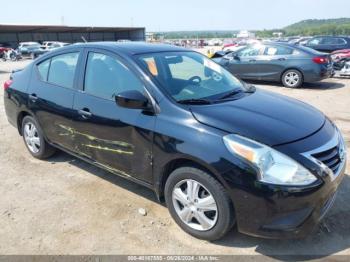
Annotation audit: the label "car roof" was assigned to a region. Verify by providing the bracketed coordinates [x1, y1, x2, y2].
[70, 41, 188, 55]
[309, 35, 350, 39]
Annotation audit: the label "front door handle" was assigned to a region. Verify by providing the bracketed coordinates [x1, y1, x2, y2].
[29, 93, 38, 102]
[249, 59, 256, 62]
[278, 58, 286, 61]
[78, 108, 92, 119]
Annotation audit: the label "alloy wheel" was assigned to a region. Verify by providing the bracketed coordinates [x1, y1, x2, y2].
[172, 179, 218, 231]
[24, 122, 41, 153]
[284, 72, 300, 87]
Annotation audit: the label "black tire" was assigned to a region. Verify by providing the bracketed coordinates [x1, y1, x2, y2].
[281, 69, 303, 88]
[21, 116, 56, 159]
[165, 167, 235, 241]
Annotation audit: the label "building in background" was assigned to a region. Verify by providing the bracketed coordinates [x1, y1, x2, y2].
[0, 24, 145, 47]
[237, 30, 255, 38]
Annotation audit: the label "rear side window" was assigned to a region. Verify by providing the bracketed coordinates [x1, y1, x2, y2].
[84, 52, 144, 100]
[48, 53, 79, 88]
[36, 52, 79, 89]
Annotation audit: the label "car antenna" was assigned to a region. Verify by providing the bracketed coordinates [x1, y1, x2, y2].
[81, 36, 87, 43]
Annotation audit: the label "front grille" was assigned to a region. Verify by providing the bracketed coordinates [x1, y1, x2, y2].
[312, 146, 342, 174]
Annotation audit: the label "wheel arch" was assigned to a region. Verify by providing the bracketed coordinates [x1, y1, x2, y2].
[156, 156, 227, 202]
[17, 110, 33, 136]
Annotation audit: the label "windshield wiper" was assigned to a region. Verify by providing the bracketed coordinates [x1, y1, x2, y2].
[177, 98, 212, 105]
[218, 88, 243, 100]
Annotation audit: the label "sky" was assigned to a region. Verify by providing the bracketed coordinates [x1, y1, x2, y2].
[1, 0, 349, 31]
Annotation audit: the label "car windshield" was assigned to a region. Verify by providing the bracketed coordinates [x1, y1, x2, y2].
[137, 51, 246, 103]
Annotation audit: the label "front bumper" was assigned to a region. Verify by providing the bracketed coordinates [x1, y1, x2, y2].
[223, 121, 346, 239]
[230, 160, 345, 239]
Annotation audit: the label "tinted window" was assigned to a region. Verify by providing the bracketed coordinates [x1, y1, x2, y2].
[47, 52, 79, 89]
[307, 38, 322, 46]
[237, 46, 261, 57]
[335, 38, 347, 45]
[264, 46, 294, 55]
[37, 59, 51, 81]
[84, 52, 144, 100]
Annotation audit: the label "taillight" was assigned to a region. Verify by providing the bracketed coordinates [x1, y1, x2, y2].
[313, 56, 328, 64]
[3, 79, 13, 90]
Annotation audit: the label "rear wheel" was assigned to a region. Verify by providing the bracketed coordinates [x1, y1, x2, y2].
[282, 69, 303, 88]
[22, 116, 56, 159]
[165, 167, 235, 241]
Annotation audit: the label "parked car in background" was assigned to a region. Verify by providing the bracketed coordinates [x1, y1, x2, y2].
[208, 38, 223, 46]
[213, 43, 333, 88]
[42, 41, 57, 50]
[0, 44, 12, 59]
[331, 49, 350, 61]
[47, 42, 70, 51]
[42, 41, 69, 50]
[3, 42, 346, 241]
[304, 36, 350, 53]
[18, 42, 49, 59]
[331, 49, 350, 70]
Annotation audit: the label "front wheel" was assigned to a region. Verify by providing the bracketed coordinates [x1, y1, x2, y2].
[282, 69, 303, 88]
[165, 167, 235, 241]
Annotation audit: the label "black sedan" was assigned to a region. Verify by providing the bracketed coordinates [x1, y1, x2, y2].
[3, 42, 346, 240]
[213, 43, 333, 88]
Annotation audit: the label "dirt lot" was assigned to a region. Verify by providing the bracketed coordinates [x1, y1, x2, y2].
[0, 59, 349, 258]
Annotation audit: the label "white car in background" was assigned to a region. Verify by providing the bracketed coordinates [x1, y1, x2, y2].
[46, 42, 70, 51]
[208, 38, 223, 46]
[42, 41, 69, 50]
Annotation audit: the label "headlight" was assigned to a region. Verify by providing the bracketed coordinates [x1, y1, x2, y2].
[223, 134, 317, 186]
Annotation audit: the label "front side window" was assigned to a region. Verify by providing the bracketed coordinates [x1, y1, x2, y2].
[44, 52, 79, 88]
[138, 51, 246, 103]
[264, 46, 294, 56]
[37, 59, 51, 81]
[237, 46, 262, 57]
[84, 52, 144, 100]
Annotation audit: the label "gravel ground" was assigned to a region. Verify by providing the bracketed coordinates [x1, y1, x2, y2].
[0, 59, 349, 258]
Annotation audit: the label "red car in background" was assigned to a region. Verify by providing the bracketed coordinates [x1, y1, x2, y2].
[331, 49, 350, 70]
[331, 49, 350, 60]
[0, 46, 11, 58]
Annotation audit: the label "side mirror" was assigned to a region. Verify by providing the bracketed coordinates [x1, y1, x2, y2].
[115, 90, 151, 110]
[233, 54, 240, 60]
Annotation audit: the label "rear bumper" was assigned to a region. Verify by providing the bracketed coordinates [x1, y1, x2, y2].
[304, 65, 333, 82]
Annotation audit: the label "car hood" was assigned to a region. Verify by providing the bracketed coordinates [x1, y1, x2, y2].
[190, 89, 325, 146]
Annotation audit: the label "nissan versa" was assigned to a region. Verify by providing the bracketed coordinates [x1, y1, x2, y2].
[3, 43, 347, 240]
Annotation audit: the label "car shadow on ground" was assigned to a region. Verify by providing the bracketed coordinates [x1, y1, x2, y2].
[246, 80, 346, 90]
[47, 151, 159, 204]
[212, 174, 350, 260]
[48, 151, 350, 259]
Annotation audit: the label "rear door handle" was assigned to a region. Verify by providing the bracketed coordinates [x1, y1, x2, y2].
[278, 58, 286, 61]
[78, 108, 92, 119]
[249, 59, 256, 62]
[29, 93, 38, 102]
